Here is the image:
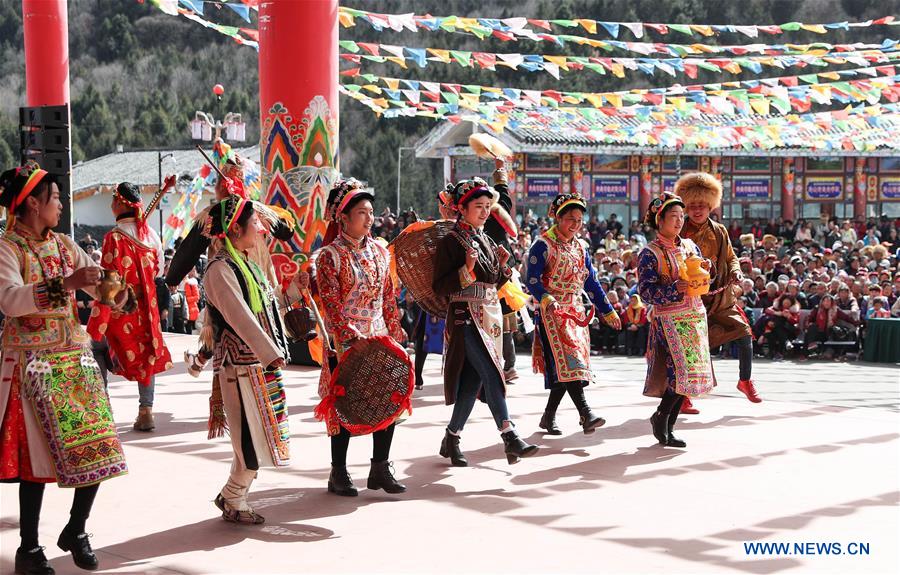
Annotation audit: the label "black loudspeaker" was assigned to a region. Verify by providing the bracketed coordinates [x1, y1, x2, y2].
[19, 104, 72, 235]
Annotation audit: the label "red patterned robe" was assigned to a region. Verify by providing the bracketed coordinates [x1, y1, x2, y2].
[315, 233, 406, 436]
[87, 220, 172, 385]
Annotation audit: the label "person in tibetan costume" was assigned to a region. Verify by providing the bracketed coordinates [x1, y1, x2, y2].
[638, 192, 716, 449]
[678, 172, 761, 413]
[202, 194, 292, 524]
[314, 179, 410, 496]
[168, 155, 294, 375]
[0, 162, 127, 575]
[86, 182, 173, 432]
[527, 192, 621, 436]
[411, 186, 455, 390]
[432, 178, 539, 466]
[482, 161, 522, 383]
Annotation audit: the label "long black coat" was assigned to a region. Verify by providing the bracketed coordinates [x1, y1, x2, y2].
[432, 220, 508, 405]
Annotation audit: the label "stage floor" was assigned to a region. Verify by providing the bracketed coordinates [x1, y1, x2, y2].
[2, 333, 898, 575]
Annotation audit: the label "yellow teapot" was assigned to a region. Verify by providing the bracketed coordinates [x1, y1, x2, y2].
[679, 253, 711, 297]
[97, 270, 127, 306]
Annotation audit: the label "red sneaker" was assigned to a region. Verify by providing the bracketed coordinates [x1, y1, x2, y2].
[680, 396, 700, 414]
[737, 379, 762, 403]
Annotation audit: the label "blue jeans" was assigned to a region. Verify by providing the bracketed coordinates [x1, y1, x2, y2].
[448, 324, 510, 433]
[138, 376, 155, 408]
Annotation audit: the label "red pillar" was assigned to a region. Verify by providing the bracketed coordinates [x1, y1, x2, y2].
[259, 0, 339, 279]
[710, 157, 723, 220]
[23, 0, 69, 106]
[638, 157, 652, 218]
[853, 157, 867, 219]
[782, 158, 796, 222]
[23, 0, 72, 235]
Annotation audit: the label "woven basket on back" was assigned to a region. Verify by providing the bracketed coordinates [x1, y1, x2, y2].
[328, 336, 414, 436]
[391, 220, 454, 318]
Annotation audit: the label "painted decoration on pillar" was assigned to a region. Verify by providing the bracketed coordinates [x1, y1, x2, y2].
[571, 155, 588, 196]
[261, 96, 339, 280]
[782, 158, 795, 199]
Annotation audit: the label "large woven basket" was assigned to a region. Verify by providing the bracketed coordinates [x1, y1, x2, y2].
[330, 336, 413, 436]
[391, 220, 454, 318]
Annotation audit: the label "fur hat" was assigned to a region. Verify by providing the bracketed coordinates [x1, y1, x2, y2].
[673, 172, 722, 210]
[739, 233, 755, 248]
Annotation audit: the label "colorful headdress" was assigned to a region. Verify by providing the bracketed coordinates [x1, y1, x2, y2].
[323, 177, 375, 246]
[450, 177, 518, 237]
[206, 194, 264, 313]
[0, 161, 51, 231]
[113, 182, 150, 240]
[451, 177, 497, 208]
[327, 178, 372, 222]
[219, 157, 246, 198]
[438, 183, 456, 213]
[645, 192, 685, 230]
[549, 192, 587, 219]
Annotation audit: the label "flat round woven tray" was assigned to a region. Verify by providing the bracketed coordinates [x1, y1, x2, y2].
[391, 220, 454, 318]
[331, 336, 413, 435]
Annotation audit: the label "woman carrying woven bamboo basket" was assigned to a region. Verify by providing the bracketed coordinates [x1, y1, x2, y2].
[432, 177, 539, 466]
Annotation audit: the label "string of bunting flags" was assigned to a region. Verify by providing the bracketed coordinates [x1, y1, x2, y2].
[339, 66, 900, 119]
[338, 9, 899, 59]
[339, 41, 900, 79]
[150, 0, 258, 45]
[150, 2, 899, 60]
[341, 85, 900, 152]
[338, 7, 896, 40]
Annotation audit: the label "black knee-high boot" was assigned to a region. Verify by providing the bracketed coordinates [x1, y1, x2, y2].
[651, 390, 680, 444]
[328, 427, 357, 497]
[15, 481, 54, 575]
[539, 386, 565, 435]
[666, 395, 687, 448]
[565, 381, 605, 434]
[414, 349, 427, 390]
[19, 481, 45, 550]
[413, 328, 427, 390]
[58, 484, 100, 571]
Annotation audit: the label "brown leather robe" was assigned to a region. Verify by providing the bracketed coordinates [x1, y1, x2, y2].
[682, 218, 752, 348]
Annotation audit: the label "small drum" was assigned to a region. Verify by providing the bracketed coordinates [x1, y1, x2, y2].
[284, 303, 318, 342]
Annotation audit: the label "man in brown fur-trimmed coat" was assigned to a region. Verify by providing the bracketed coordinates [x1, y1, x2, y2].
[678, 172, 762, 413]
